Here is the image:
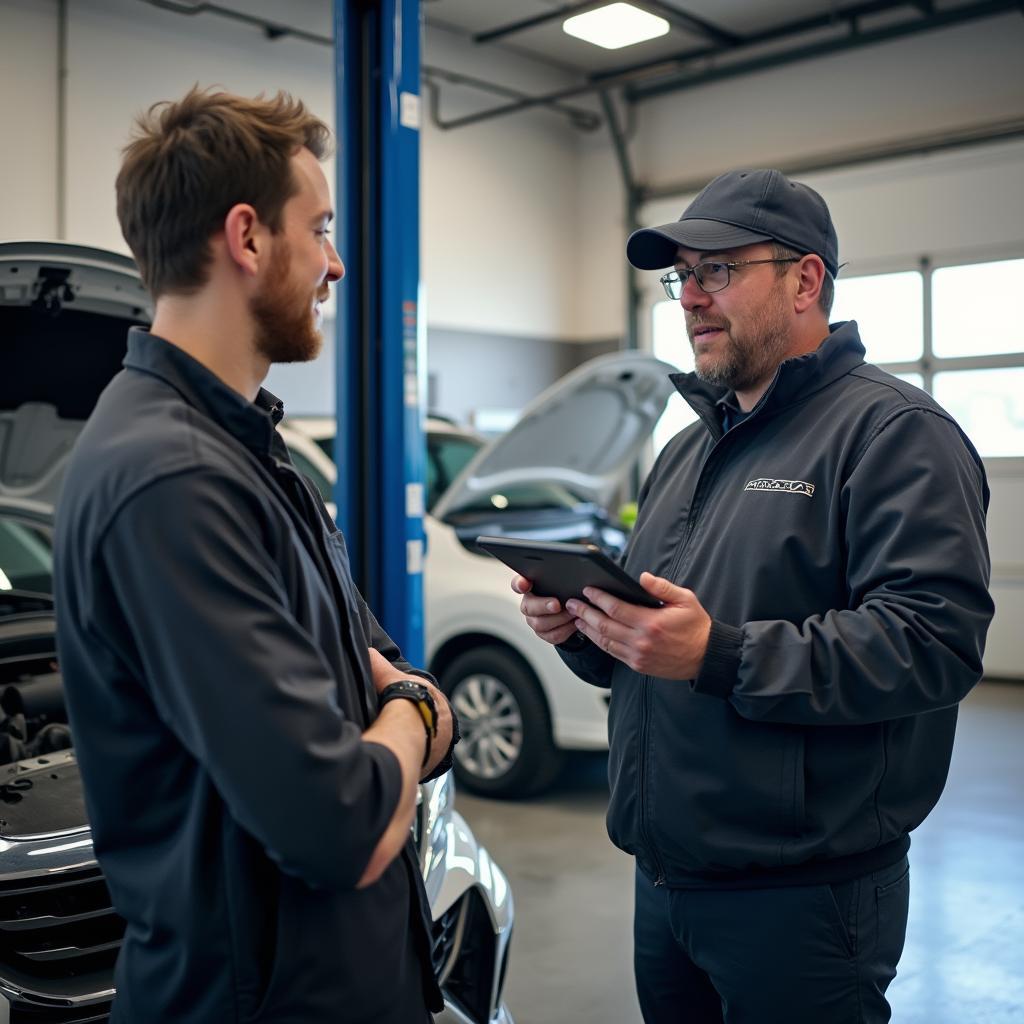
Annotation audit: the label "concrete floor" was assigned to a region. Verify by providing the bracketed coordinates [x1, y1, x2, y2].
[457, 680, 1024, 1024]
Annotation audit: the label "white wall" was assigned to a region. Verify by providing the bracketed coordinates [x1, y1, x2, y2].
[0, 0, 58, 239]
[0, 0, 337, 255]
[421, 25, 597, 340]
[637, 16, 1024, 199]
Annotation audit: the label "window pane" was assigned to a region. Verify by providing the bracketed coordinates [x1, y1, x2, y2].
[893, 372, 924, 389]
[933, 368, 1024, 458]
[651, 301, 697, 454]
[652, 301, 694, 374]
[831, 272, 923, 363]
[427, 434, 483, 510]
[0, 517, 53, 593]
[932, 259, 1024, 357]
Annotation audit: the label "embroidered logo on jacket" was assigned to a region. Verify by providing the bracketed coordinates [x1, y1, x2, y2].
[743, 478, 815, 498]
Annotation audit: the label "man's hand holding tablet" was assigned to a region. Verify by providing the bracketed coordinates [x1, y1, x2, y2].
[481, 536, 712, 679]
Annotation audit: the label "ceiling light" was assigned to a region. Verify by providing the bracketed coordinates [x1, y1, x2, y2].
[562, 3, 670, 50]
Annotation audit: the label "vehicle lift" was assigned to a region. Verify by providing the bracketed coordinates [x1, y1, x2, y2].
[334, 0, 426, 665]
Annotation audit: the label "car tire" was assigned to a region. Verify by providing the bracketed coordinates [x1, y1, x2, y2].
[440, 646, 564, 798]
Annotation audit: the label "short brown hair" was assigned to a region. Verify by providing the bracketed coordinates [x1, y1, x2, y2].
[116, 87, 332, 298]
[771, 242, 834, 317]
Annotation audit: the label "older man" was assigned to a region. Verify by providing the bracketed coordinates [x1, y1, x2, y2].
[515, 169, 993, 1023]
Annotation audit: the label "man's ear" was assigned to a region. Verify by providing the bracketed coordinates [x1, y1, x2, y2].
[793, 254, 826, 315]
[223, 203, 264, 277]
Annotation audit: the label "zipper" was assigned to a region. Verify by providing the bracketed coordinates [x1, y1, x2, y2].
[633, 383, 778, 886]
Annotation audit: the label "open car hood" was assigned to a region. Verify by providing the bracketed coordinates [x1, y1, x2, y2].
[432, 351, 679, 519]
[0, 241, 151, 505]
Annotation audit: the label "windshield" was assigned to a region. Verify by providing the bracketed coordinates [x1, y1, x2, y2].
[0, 513, 53, 595]
[427, 431, 485, 512]
[446, 481, 588, 516]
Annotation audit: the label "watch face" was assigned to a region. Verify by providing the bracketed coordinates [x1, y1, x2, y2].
[382, 682, 437, 734]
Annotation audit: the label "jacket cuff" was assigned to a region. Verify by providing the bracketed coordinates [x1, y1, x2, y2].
[691, 620, 743, 699]
[556, 630, 590, 653]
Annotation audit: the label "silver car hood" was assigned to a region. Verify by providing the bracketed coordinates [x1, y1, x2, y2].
[432, 351, 679, 518]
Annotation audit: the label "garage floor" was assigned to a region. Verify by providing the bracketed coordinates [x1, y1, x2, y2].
[457, 680, 1024, 1024]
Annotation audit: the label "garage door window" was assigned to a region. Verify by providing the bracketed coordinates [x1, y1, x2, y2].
[651, 255, 1024, 459]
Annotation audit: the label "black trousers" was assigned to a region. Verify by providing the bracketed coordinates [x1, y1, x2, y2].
[633, 857, 910, 1024]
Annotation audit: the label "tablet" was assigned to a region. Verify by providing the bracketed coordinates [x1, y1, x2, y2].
[476, 536, 662, 609]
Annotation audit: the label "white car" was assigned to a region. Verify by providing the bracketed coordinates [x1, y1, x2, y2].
[287, 351, 677, 798]
[0, 241, 513, 1024]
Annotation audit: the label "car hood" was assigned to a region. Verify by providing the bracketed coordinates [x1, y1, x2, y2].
[0, 241, 151, 505]
[432, 351, 680, 518]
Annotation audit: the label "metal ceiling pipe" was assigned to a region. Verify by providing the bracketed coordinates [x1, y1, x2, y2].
[423, 65, 602, 130]
[598, 91, 640, 352]
[629, 0, 1022, 101]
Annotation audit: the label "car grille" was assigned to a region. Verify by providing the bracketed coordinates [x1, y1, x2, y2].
[0, 866, 120, 1023]
[433, 889, 500, 1024]
[431, 900, 460, 980]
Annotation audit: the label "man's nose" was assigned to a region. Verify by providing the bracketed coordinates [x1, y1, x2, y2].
[326, 239, 344, 283]
[680, 272, 710, 313]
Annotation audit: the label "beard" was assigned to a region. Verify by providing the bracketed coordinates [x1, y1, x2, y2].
[251, 237, 324, 364]
[687, 282, 791, 392]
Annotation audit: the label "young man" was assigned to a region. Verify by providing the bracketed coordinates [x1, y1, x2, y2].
[515, 169, 993, 1023]
[54, 88, 453, 1023]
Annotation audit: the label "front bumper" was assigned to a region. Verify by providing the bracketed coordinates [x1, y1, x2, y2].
[419, 778, 514, 1024]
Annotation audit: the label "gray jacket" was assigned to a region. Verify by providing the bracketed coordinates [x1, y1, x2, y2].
[561, 322, 993, 887]
[55, 329, 442, 1022]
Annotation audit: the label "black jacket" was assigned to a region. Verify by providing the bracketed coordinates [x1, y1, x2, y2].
[54, 329, 442, 1022]
[560, 322, 993, 887]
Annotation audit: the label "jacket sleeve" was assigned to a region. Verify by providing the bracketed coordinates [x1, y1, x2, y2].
[694, 408, 994, 725]
[556, 637, 616, 688]
[98, 469, 401, 890]
[357, 593, 461, 782]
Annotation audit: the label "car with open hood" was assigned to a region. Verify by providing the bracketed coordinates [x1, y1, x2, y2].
[0, 241, 512, 1024]
[287, 351, 679, 798]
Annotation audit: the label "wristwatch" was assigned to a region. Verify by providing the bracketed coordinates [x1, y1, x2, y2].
[378, 680, 439, 767]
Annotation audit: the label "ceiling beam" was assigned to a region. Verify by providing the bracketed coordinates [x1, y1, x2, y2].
[627, 0, 1019, 101]
[473, 2, 597, 45]
[641, 1, 741, 47]
[139, 0, 332, 46]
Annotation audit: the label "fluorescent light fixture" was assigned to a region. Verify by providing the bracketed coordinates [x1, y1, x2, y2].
[562, 3, 670, 50]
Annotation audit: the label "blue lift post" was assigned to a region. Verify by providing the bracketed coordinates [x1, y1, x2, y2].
[334, 0, 426, 664]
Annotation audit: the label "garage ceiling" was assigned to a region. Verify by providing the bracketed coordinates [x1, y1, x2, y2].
[137, 1, 1021, 135]
[424, 0, 1013, 84]
[425, 0, 843, 74]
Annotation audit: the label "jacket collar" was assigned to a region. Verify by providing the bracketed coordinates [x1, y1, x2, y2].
[670, 320, 866, 430]
[122, 327, 284, 455]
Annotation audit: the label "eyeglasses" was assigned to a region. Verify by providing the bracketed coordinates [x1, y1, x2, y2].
[659, 258, 799, 300]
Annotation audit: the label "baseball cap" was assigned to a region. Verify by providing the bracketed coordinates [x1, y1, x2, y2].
[626, 169, 839, 277]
